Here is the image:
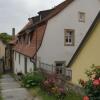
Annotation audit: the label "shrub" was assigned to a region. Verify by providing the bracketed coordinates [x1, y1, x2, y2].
[79, 65, 100, 100]
[22, 72, 44, 88]
[41, 77, 66, 99]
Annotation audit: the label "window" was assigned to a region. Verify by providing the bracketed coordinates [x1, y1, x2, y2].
[28, 35, 31, 45]
[20, 36, 23, 44]
[64, 29, 74, 46]
[79, 12, 85, 22]
[25, 34, 29, 44]
[55, 61, 65, 75]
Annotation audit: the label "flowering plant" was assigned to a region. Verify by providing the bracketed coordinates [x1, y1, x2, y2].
[79, 65, 100, 100]
[41, 77, 66, 99]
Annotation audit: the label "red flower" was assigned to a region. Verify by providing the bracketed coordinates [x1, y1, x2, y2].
[93, 79, 100, 86]
[83, 96, 89, 100]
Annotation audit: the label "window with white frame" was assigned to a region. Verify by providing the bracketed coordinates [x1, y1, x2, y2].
[79, 12, 85, 22]
[64, 29, 74, 46]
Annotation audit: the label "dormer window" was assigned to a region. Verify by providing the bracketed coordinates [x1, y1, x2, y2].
[64, 29, 74, 46]
[20, 36, 23, 44]
[25, 34, 29, 44]
[40, 15, 42, 21]
[79, 12, 85, 22]
[28, 35, 31, 45]
[18, 37, 21, 44]
[23, 34, 26, 41]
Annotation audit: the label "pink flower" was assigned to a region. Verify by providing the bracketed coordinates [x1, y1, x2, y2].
[93, 79, 100, 86]
[83, 96, 89, 100]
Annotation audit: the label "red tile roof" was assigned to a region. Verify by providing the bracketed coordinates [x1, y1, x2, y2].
[18, 0, 74, 35]
[39, 0, 74, 23]
[14, 0, 74, 58]
[14, 23, 47, 57]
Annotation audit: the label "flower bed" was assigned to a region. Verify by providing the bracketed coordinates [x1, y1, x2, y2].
[41, 76, 67, 99]
[21, 71, 82, 100]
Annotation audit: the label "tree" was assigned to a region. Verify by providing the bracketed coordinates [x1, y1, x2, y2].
[0, 33, 12, 44]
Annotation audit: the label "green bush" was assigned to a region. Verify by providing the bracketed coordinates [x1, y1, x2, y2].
[22, 72, 44, 88]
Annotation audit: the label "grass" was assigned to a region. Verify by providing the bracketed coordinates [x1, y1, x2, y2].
[29, 86, 82, 100]
[0, 96, 2, 100]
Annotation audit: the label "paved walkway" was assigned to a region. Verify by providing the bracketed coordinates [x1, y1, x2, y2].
[0, 74, 34, 100]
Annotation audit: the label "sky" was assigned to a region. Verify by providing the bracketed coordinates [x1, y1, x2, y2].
[0, 0, 64, 35]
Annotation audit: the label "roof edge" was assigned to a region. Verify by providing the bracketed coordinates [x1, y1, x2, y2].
[67, 11, 100, 67]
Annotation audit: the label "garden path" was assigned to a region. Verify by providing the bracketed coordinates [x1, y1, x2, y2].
[0, 74, 35, 100]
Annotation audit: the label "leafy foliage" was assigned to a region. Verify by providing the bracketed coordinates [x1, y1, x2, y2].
[22, 72, 44, 88]
[0, 33, 12, 43]
[29, 86, 82, 100]
[79, 65, 100, 100]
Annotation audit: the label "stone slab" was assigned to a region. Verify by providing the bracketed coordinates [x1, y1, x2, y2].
[2, 88, 33, 100]
[1, 82, 21, 90]
[0, 74, 34, 100]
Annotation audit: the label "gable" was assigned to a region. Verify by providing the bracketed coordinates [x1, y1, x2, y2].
[70, 13, 100, 85]
[72, 19, 100, 66]
[67, 12, 100, 67]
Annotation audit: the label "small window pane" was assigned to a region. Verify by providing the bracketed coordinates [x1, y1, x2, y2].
[64, 29, 74, 46]
[79, 12, 85, 22]
[69, 38, 72, 42]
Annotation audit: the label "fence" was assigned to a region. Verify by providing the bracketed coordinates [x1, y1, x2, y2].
[39, 62, 55, 74]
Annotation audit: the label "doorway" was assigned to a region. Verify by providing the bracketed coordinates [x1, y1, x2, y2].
[24, 57, 27, 74]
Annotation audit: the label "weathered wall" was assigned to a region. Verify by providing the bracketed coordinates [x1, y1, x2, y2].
[14, 52, 34, 74]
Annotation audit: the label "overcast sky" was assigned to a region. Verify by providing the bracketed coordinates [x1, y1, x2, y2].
[0, 0, 64, 35]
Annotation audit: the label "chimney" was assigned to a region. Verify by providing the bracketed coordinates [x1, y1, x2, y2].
[12, 28, 15, 40]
